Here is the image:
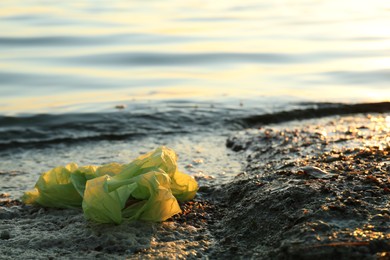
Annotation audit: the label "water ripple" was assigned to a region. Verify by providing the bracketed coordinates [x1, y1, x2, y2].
[48, 50, 390, 67]
[0, 34, 196, 47]
[0, 71, 184, 93]
[62, 52, 298, 66]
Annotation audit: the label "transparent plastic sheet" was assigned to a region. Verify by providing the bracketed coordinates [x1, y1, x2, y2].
[22, 146, 198, 223]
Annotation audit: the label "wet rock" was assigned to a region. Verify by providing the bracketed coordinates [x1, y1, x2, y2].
[300, 166, 336, 179]
[213, 113, 390, 259]
[226, 137, 246, 151]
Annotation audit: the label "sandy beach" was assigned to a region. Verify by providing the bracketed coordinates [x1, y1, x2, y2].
[1, 112, 389, 259]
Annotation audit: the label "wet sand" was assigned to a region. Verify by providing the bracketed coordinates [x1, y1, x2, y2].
[1, 112, 389, 259]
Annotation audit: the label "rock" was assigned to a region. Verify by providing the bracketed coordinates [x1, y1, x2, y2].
[0, 230, 10, 240]
[300, 166, 336, 179]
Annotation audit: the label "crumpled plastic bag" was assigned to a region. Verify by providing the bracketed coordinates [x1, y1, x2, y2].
[22, 146, 198, 224]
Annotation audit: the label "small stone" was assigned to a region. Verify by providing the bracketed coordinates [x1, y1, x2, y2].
[300, 166, 336, 179]
[115, 104, 126, 109]
[192, 159, 204, 165]
[1, 230, 10, 240]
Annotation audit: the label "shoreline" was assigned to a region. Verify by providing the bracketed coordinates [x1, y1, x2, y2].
[1, 112, 389, 259]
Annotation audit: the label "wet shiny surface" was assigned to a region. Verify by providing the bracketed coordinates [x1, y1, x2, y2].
[0, 0, 389, 114]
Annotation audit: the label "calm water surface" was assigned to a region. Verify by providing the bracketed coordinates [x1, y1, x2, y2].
[0, 0, 389, 114]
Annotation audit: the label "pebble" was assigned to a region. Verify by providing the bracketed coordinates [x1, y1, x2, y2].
[114, 104, 126, 109]
[192, 159, 204, 165]
[0, 230, 10, 240]
[300, 166, 335, 179]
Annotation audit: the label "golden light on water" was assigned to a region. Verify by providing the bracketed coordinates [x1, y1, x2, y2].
[0, 0, 389, 114]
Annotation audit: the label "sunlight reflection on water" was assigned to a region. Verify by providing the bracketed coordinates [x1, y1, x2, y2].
[0, 0, 389, 114]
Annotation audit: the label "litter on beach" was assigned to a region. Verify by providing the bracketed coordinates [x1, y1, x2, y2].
[22, 146, 198, 224]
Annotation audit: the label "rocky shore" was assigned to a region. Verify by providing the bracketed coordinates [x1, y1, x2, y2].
[212, 113, 390, 259]
[1, 113, 389, 259]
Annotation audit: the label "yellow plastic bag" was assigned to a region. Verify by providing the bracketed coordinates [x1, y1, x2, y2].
[22, 163, 82, 208]
[22, 146, 198, 223]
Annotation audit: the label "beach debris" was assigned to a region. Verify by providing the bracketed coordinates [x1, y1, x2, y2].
[0, 193, 21, 207]
[115, 104, 126, 109]
[235, 171, 247, 178]
[22, 146, 198, 224]
[299, 166, 335, 179]
[185, 164, 194, 168]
